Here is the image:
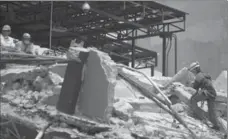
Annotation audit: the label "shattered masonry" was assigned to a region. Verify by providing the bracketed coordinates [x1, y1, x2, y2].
[0, 48, 227, 139]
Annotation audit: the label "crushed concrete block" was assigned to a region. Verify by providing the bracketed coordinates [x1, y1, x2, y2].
[49, 72, 63, 85]
[151, 76, 172, 86]
[66, 47, 90, 60]
[109, 117, 125, 125]
[33, 76, 51, 91]
[118, 68, 158, 94]
[77, 48, 117, 122]
[213, 70, 227, 93]
[167, 67, 195, 87]
[40, 85, 62, 106]
[12, 82, 21, 90]
[49, 64, 67, 78]
[113, 99, 134, 121]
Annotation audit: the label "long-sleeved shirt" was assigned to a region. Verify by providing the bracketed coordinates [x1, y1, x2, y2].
[0, 34, 15, 49]
[192, 72, 217, 98]
[16, 41, 36, 54]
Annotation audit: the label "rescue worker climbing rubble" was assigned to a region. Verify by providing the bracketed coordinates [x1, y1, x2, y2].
[188, 62, 220, 130]
[16, 33, 38, 55]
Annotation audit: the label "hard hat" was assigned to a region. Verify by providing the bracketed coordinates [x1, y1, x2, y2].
[82, 2, 90, 12]
[2, 25, 11, 31]
[23, 33, 31, 39]
[188, 61, 200, 71]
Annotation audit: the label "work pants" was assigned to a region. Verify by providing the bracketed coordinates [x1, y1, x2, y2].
[190, 90, 220, 128]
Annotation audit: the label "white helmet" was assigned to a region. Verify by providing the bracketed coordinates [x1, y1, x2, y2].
[82, 2, 90, 12]
[23, 33, 31, 39]
[188, 61, 200, 72]
[2, 25, 11, 31]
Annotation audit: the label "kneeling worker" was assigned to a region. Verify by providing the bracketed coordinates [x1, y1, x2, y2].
[188, 62, 220, 130]
[16, 33, 38, 55]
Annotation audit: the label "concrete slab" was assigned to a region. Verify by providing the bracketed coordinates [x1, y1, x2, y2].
[168, 67, 195, 87]
[214, 70, 227, 93]
[77, 49, 117, 122]
[57, 51, 89, 115]
[49, 64, 67, 78]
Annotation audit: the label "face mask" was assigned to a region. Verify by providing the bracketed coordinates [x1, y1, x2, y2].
[2, 30, 10, 37]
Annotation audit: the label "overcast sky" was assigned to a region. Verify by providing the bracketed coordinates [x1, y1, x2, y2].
[137, 0, 228, 46]
[136, 0, 228, 78]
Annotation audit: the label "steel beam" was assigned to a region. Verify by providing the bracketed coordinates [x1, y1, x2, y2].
[173, 34, 178, 74]
[131, 31, 135, 68]
[68, 1, 153, 32]
[162, 35, 167, 76]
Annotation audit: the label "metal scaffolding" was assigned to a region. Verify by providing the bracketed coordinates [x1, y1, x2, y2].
[0, 1, 187, 76]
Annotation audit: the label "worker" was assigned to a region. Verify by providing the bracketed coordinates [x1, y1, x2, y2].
[0, 25, 16, 50]
[188, 62, 220, 130]
[16, 33, 38, 55]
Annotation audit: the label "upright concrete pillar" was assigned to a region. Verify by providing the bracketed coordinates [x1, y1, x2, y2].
[56, 51, 89, 115]
[77, 49, 117, 122]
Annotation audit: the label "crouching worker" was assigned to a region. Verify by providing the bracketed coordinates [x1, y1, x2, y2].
[16, 33, 38, 55]
[188, 62, 220, 130]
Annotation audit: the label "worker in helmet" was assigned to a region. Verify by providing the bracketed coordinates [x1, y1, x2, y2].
[0, 25, 16, 50]
[16, 33, 38, 55]
[188, 62, 220, 130]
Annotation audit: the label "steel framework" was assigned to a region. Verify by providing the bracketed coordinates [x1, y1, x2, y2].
[0, 1, 187, 76]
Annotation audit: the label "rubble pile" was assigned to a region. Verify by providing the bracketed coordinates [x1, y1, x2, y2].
[0, 48, 227, 139]
[0, 65, 110, 139]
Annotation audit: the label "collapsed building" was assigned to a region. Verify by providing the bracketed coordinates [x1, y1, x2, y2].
[1, 47, 227, 139]
[0, 1, 227, 139]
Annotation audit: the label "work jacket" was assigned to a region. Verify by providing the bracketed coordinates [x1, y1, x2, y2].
[0, 34, 16, 50]
[193, 72, 217, 98]
[16, 41, 36, 54]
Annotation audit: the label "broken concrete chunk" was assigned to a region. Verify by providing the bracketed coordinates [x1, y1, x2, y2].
[66, 47, 90, 60]
[33, 76, 51, 91]
[118, 67, 159, 95]
[213, 70, 227, 93]
[40, 85, 62, 106]
[78, 48, 117, 122]
[113, 99, 133, 121]
[168, 67, 195, 87]
[12, 82, 21, 90]
[49, 72, 63, 85]
[49, 64, 67, 78]
[109, 117, 125, 125]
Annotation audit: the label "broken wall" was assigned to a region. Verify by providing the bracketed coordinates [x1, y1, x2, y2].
[77, 48, 117, 122]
